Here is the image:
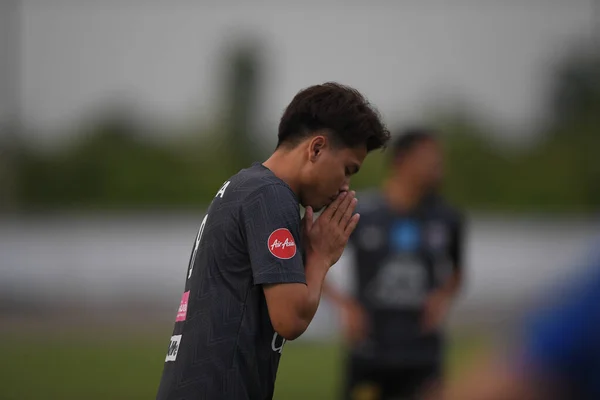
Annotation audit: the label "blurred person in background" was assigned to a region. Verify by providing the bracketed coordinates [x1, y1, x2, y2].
[155, 82, 390, 400]
[427, 239, 600, 400]
[325, 128, 465, 400]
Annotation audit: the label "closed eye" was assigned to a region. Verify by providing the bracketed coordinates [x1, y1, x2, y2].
[346, 164, 360, 176]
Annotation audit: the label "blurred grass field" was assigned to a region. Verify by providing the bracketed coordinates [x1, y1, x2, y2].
[0, 331, 486, 400]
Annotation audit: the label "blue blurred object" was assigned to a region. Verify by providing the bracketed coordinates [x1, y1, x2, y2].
[520, 236, 600, 399]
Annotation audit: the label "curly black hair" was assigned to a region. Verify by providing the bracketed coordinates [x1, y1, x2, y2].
[277, 82, 390, 152]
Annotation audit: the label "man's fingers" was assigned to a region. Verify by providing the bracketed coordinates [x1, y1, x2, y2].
[344, 213, 360, 237]
[303, 206, 314, 232]
[339, 197, 357, 226]
[333, 191, 355, 222]
[321, 191, 347, 220]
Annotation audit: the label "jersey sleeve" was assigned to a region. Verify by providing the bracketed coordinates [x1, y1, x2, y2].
[449, 212, 465, 271]
[241, 184, 306, 286]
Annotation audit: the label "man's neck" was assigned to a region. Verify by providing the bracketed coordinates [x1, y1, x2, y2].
[262, 149, 302, 196]
[383, 176, 423, 213]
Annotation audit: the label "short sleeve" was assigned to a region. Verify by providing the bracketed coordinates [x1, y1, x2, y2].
[449, 213, 465, 271]
[241, 184, 306, 286]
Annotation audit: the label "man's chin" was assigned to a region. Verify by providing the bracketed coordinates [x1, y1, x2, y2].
[302, 199, 331, 213]
[301, 202, 324, 213]
[312, 205, 325, 213]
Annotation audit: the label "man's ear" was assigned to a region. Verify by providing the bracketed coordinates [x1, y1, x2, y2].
[308, 135, 327, 162]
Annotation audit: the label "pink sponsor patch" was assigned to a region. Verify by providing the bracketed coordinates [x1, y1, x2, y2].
[176, 291, 190, 322]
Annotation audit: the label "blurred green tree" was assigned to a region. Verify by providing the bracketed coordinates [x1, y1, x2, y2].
[549, 47, 600, 128]
[218, 39, 264, 175]
[6, 41, 600, 213]
[545, 46, 600, 208]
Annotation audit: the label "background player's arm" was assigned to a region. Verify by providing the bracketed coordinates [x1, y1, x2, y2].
[444, 213, 466, 295]
[323, 246, 369, 344]
[322, 245, 356, 308]
[322, 280, 351, 308]
[422, 214, 465, 332]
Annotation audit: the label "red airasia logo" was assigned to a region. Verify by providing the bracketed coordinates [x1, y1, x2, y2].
[268, 228, 297, 259]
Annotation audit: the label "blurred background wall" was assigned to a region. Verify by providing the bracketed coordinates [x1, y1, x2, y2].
[0, 1, 599, 399]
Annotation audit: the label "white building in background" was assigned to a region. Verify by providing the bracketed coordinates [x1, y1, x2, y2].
[0, 213, 598, 338]
[5, 0, 595, 145]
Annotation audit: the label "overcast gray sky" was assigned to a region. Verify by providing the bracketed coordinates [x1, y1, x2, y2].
[4, 0, 597, 142]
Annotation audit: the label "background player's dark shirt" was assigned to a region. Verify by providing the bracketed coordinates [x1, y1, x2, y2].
[156, 163, 306, 400]
[346, 191, 464, 367]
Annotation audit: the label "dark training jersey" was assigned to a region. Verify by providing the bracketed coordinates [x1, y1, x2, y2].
[156, 163, 306, 400]
[332, 191, 464, 367]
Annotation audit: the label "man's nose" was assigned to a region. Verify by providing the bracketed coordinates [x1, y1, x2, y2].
[340, 182, 350, 193]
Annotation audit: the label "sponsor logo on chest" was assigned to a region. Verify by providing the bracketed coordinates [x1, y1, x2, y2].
[391, 219, 421, 252]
